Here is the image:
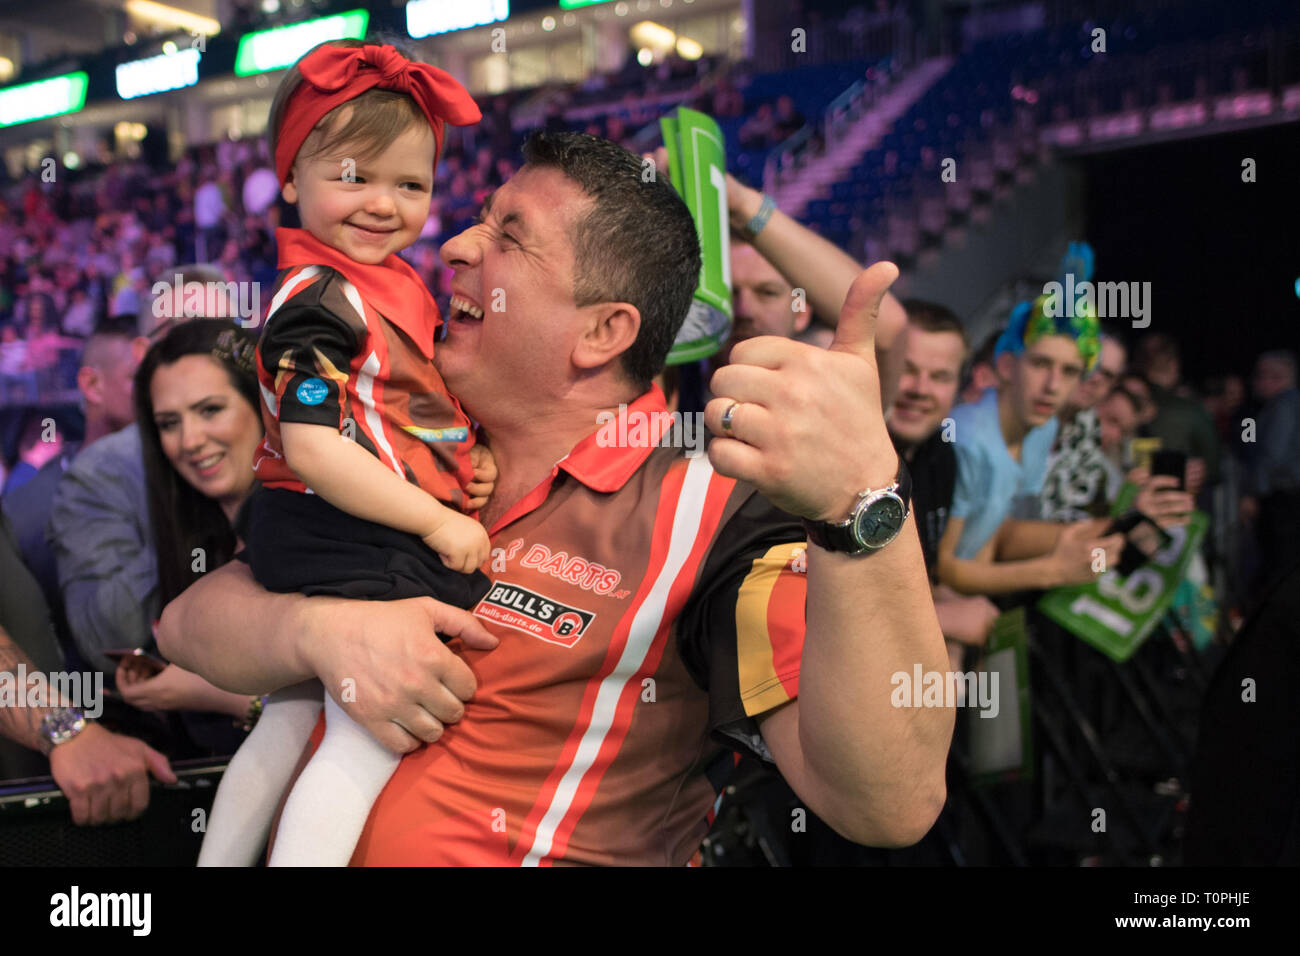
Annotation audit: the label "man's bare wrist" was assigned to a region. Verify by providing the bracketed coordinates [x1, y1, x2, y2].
[1038, 557, 1063, 590]
[288, 596, 326, 685]
[728, 179, 763, 230]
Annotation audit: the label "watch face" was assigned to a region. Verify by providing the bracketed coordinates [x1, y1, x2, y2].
[852, 493, 906, 549]
[43, 707, 85, 744]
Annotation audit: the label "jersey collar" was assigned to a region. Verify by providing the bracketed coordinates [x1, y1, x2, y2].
[275, 227, 439, 358]
[558, 385, 673, 493]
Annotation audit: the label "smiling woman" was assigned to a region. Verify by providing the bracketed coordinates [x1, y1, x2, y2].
[135, 321, 264, 605]
[112, 320, 266, 744]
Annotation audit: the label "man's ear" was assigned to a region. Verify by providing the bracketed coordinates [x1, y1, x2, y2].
[77, 366, 102, 406]
[572, 303, 641, 373]
[995, 350, 1016, 383]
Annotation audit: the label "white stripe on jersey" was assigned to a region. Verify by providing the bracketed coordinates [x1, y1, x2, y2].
[265, 265, 322, 320]
[520, 454, 716, 866]
[356, 351, 404, 478]
[337, 278, 404, 478]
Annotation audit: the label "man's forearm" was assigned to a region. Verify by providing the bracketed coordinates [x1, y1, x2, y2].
[937, 552, 1057, 595]
[156, 561, 315, 696]
[799, 523, 953, 840]
[0, 627, 54, 755]
[729, 176, 902, 329]
[994, 520, 1062, 561]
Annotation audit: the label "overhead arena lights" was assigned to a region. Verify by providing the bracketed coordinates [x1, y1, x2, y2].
[125, 0, 221, 38]
[116, 48, 202, 99]
[234, 9, 370, 77]
[0, 72, 89, 127]
[407, 0, 509, 38]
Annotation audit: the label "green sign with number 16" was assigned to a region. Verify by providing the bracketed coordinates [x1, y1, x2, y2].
[661, 108, 733, 365]
[1038, 511, 1208, 662]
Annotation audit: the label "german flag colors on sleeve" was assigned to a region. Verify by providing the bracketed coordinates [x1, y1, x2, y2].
[677, 488, 808, 761]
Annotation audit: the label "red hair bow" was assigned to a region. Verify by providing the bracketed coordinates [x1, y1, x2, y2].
[275, 43, 481, 185]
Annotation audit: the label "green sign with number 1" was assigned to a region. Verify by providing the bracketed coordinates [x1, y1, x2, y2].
[661, 108, 733, 365]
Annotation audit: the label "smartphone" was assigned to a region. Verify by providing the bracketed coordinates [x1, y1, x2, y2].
[1151, 449, 1188, 491]
[1104, 510, 1174, 576]
[103, 647, 168, 675]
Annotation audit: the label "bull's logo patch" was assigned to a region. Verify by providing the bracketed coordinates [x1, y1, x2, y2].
[475, 582, 595, 648]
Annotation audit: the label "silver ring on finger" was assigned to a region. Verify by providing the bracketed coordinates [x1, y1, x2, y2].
[721, 401, 741, 435]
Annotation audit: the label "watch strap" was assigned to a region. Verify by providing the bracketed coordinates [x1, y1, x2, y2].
[802, 458, 912, 554]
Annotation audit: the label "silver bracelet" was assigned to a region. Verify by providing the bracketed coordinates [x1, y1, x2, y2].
[744, 193, 777, 240]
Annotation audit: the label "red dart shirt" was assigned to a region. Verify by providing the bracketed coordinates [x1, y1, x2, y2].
[281, 387, 810, 865]
[252, 228, 475, 511]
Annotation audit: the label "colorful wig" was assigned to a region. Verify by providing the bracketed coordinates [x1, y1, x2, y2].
[994, 241, 1101, 372]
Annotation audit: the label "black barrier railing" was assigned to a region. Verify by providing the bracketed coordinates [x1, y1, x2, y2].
[0, 759, 227, 867]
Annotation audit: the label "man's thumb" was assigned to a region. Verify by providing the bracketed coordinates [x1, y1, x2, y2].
[145, 746, 177, 784]
[830, 261, 899, 357]
[431, 603, 499, 650]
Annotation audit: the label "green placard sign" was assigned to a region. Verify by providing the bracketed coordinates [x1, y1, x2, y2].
[660, 107, 733, 365]
[1038, 510, 1208, 662]
[968, 607, 1034, 785]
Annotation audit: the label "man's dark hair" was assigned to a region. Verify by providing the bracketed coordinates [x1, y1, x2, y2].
[960, 328, 1000, 393]
[82, 314, 140, 371]
[521, 130, 701, 388]
[971, 328, 1000, 368]
[900, 298, 968, 355]
[92, 313, 141, 341]
[1135, 332, 1179, 375]
[1108, 384, 1141, 414]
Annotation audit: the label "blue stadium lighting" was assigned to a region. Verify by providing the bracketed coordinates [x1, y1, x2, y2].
[407, 0, 509, 39]
[116, 48, 202, 100]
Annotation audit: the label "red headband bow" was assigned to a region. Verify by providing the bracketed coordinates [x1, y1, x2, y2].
[274, 43, 481, 185]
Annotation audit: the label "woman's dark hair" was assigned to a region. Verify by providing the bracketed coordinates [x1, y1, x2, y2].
[134, 320, 260, 606]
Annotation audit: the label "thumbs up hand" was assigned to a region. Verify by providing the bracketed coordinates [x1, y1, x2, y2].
[705, 261, 902, 522]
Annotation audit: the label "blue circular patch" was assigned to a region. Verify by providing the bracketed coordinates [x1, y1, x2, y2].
[296, 378, 329, 406]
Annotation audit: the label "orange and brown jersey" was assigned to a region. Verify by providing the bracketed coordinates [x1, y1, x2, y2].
[299, 386, 809, 865]
[252, 228, 475, 510]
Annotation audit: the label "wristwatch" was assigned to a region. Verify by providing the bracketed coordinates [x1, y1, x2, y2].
[41, 706, 87, 747]
[802, 459, 912, 555]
